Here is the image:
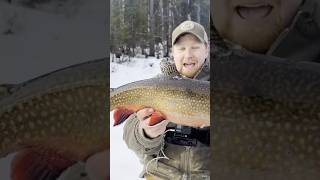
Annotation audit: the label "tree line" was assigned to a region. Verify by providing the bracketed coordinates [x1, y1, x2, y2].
[111, 0, 209, 58]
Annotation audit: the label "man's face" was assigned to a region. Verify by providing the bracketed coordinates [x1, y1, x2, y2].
[211, 0, 303, 53]
[173, 34, 208, 78]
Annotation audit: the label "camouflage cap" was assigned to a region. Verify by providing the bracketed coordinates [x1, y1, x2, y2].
[172, 20, 208, 46]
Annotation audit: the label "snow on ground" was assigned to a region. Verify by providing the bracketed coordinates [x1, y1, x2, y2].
[0, 0, 106, 84]
[0, 0, 107, 179]
[110, 57, 162, 180]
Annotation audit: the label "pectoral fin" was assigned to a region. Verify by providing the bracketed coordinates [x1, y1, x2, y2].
[148, 112, 165, 126]
[11, 148, 75, 180]
[113, 108, 134, 126]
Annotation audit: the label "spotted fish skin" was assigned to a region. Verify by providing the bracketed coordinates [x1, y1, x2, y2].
[110, 77, 210, 128]
[211, 31, 320, 179]
[0, 59, 108, 177]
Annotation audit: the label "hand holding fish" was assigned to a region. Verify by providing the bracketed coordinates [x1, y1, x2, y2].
[137, 108, 169, 138]
[111, 77, 210, 128]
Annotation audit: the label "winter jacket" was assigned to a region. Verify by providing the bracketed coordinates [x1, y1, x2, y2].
[123, 59, 210, 180]
[266, 0, 320, 62]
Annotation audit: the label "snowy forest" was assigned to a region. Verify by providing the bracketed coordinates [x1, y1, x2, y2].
[0, 0, 106, 84]
[0, 0, 85, 19]
[110, 0, 210, 59]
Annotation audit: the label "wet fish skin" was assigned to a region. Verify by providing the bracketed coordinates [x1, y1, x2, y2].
[211, 47, 320, 180]
[110, 77, 210, 128]
[0, 59, 108, 179]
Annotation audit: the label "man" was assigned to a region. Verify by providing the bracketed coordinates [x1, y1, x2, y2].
[123, 20, 210, 180]
[211, 0, 320, 62]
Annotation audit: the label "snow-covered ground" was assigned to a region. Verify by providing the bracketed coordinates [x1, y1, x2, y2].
[0, 0, 107, 179]
[110, 57, 162, 180]
[0, 0, 106, 84]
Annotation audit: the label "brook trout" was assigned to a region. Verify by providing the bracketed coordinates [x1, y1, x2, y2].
[110, 77, 210, 127]
[211, 21, 320, 179]
[0, 59, 108, 180]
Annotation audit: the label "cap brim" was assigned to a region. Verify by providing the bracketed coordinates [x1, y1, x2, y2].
[173, 31, 205, 45]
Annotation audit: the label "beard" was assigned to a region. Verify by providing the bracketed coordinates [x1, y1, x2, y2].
[219, 14, 284, 53]
[212, 0, 290, 53]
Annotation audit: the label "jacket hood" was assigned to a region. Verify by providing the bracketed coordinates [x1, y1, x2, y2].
[267, 0, 320, 62]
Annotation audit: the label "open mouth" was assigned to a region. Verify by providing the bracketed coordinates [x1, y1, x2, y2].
[183, 63, 196, 69]
[235, 3, 273, 20]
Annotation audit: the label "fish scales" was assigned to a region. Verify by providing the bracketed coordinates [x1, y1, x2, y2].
[212, 92, 320, 179]
[211, 33, 320, 179]
[111, 77, 210, 127]
[0, 59, 108, 161]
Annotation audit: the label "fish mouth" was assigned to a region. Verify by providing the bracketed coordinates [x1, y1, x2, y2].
[235, 3, 273, 20]
[183, 63, 196, 69]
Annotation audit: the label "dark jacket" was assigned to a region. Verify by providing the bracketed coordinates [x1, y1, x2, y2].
[123, 59, 210, 180]
[266, 0, 320, 62]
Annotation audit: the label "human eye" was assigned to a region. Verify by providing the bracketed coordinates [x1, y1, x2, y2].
[192, 46, 200, 49]
[178, 47, 185, 51]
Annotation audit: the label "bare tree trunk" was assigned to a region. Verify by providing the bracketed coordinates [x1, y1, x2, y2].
[168, 0, 174, 53]
[195, 0, 201, 22]
[148, 0, 155, 56]
[187, 0, 191, 20]
[160, 0, 164, 44]
[162, 0, 170, 57]
[121, 0, 125, 24]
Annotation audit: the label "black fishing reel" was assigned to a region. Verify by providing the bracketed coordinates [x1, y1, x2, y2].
[165, 125, 197, 146]
[165, 125, 210, 146]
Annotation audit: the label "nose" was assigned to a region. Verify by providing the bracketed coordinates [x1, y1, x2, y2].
[185, 48, 193, 59]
